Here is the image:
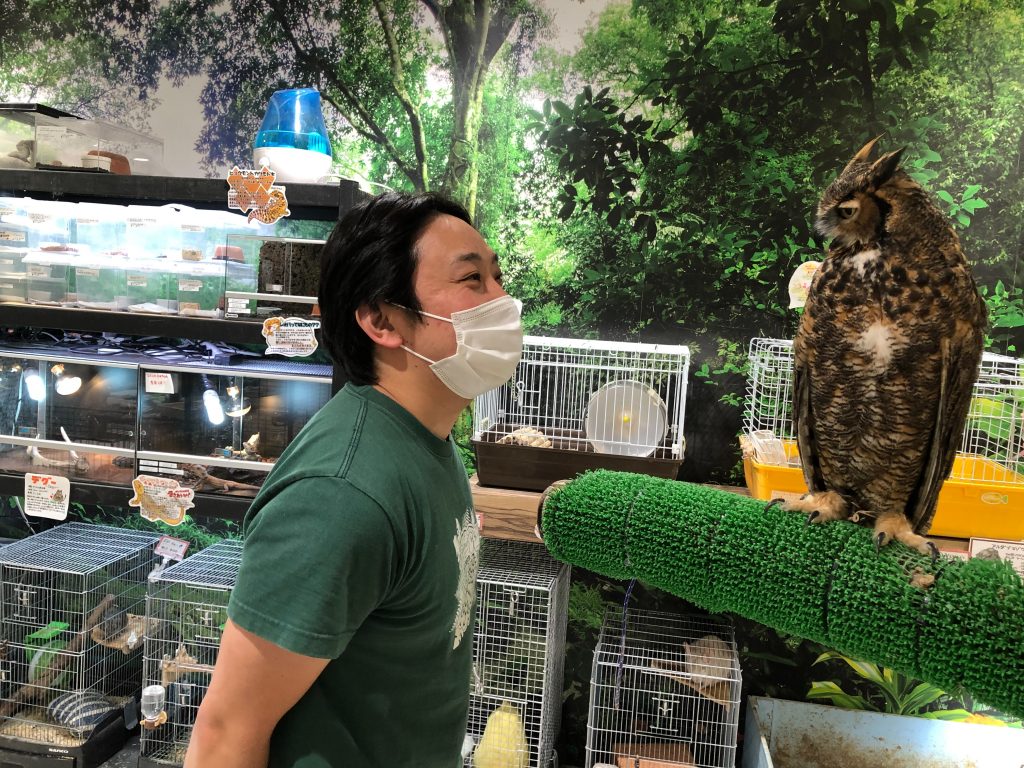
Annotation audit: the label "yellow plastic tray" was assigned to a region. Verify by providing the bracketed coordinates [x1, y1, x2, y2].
[742, 440, 1024, 540]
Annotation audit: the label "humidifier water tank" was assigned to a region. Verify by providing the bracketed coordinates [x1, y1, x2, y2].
[253, 88, 333, 183]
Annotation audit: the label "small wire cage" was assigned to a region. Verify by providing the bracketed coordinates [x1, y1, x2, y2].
[586, 609, 741, 768]
[465, 539, 571, 768]
[744, 337, 1024, 485]
[0, 523, 161, 756]
[139, 538, 244, 768]
[472, 336, 690, 490]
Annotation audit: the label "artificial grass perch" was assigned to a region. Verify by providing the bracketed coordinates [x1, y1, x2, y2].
[539, 470, 1024, 719]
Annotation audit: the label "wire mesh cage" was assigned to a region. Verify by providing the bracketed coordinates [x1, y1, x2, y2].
[586, 609, 741, 768]
[472, 336, 690, 491]
[139, 538, 244, 768]
[0, 522, 161, 765]
[743, 337, 1024, 485]
[465, 539, 570, 768]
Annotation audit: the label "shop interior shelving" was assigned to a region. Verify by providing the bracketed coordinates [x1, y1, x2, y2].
[0, 169, 362, 520]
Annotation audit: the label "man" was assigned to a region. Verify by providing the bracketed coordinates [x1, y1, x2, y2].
[185, 192, 523, 767]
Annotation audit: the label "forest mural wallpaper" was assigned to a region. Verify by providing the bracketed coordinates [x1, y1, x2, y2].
[3, 0, 1023, 762]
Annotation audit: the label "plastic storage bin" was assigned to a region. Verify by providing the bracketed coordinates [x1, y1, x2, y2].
[74, 202, 127, 256]
[741, 439, 1024, 540]
[126, 260, 178, 314]
[74, 255, 129, 310]
[23, 251, 73, 305]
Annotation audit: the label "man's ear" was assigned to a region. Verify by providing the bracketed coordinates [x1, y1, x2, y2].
[354, 303, 405, 349]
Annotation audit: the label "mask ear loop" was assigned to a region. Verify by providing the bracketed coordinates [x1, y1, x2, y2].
[400, 344, 436, 366]
[387, 301, 451, 324]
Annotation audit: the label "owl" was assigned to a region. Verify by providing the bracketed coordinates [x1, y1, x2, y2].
[781, 136, 987, 557]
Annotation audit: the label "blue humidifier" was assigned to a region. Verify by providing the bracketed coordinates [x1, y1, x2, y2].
[253, 88, 333, 183]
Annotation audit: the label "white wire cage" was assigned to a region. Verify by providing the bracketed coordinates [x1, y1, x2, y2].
[586, 609, 741, 768]
[0, 523, 161, 762]
[139, 538, 244, 768]
[465, 539, 571, 768]
[743, 337, 1024, 485]
[472, 336, 690, 491]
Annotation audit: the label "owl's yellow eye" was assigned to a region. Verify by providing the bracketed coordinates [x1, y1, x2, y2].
[837, 203, 859, 220]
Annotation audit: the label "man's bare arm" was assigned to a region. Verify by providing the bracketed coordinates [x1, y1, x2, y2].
[184, 619, 329, 768]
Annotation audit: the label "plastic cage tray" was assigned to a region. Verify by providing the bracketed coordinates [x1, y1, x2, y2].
[472, 426, 682, 492]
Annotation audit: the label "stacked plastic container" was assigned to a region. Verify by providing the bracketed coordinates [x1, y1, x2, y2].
[0, 198, 262, 316]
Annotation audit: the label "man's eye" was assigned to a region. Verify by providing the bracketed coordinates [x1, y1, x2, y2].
[461, 273, 481, 282]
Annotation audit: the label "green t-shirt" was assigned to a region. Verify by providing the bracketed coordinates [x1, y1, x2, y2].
[228, 384, 479, 768]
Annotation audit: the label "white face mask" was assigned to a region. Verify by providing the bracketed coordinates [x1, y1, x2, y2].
[393, 295, 524, 399]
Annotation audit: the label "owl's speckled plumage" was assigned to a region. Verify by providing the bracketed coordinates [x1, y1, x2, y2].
[789, 137, 987, 554]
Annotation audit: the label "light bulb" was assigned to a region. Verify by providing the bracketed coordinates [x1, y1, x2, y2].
[24, 371, 45, 402]
[203, 388, 225, 425]
[55, 376, 82, 396]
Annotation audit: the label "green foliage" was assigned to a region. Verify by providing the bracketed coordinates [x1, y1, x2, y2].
[980, 281, 1024, 353]
[808, 651, 947, 715]
[694, 338, 749, 408]
[807, 650, 1022, 726]
[68, 503, 238, 552]
[452, 405, 476, 478]
[935, 184, 989, 229]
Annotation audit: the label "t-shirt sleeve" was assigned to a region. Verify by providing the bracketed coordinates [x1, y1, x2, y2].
[227, 475, 396, 659]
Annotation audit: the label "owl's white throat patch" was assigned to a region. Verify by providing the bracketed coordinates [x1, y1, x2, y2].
[857, 321, 896, 370]
[850, 248, 881, 277]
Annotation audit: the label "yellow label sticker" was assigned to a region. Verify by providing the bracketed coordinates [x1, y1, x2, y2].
[128, 475, 195, 526]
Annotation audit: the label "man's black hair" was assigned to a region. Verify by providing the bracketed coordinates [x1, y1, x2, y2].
[319, 191, 473, 385]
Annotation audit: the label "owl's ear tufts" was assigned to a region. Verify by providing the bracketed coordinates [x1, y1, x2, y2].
[852, 134, 884, 164]
[869, 147, 906, 187]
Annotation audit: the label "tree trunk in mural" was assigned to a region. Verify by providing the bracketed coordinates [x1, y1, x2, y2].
[422, 0, 520, 219]
[372, 0, 431, 193]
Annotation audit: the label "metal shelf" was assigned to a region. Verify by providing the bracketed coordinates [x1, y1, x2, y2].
[0, 472, 250, 522]
[0, 302, 277, 345]
[0, 169, 363, 221]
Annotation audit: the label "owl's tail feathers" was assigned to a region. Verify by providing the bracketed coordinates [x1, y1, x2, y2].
[874, 511, 940, 562]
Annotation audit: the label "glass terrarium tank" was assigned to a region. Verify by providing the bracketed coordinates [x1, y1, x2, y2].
[223, 234, 325, 319]
[137, 360, 332, 497]
[0, 349, 138, 486]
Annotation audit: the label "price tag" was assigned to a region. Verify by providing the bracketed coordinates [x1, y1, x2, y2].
[969, 537, 1024, 578]
[24, 473, 71, 520]
[145, 372, 175, 394]
[178, 279, 202, 292]
[127, 274, 147, 288]
[76, 268, 99, 278]
[262, 316, 320, 358]
[0, 230, 26, 242]
[155, 535, 190, 562]
[128, 475, 195, 526]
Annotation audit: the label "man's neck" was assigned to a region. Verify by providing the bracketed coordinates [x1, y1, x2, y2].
[371, 371, 465, 440]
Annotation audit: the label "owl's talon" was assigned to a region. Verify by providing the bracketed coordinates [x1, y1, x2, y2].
[875, 532, 887, 553]
[927, 541, 940, 564]
[805, 511, 820, 526]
